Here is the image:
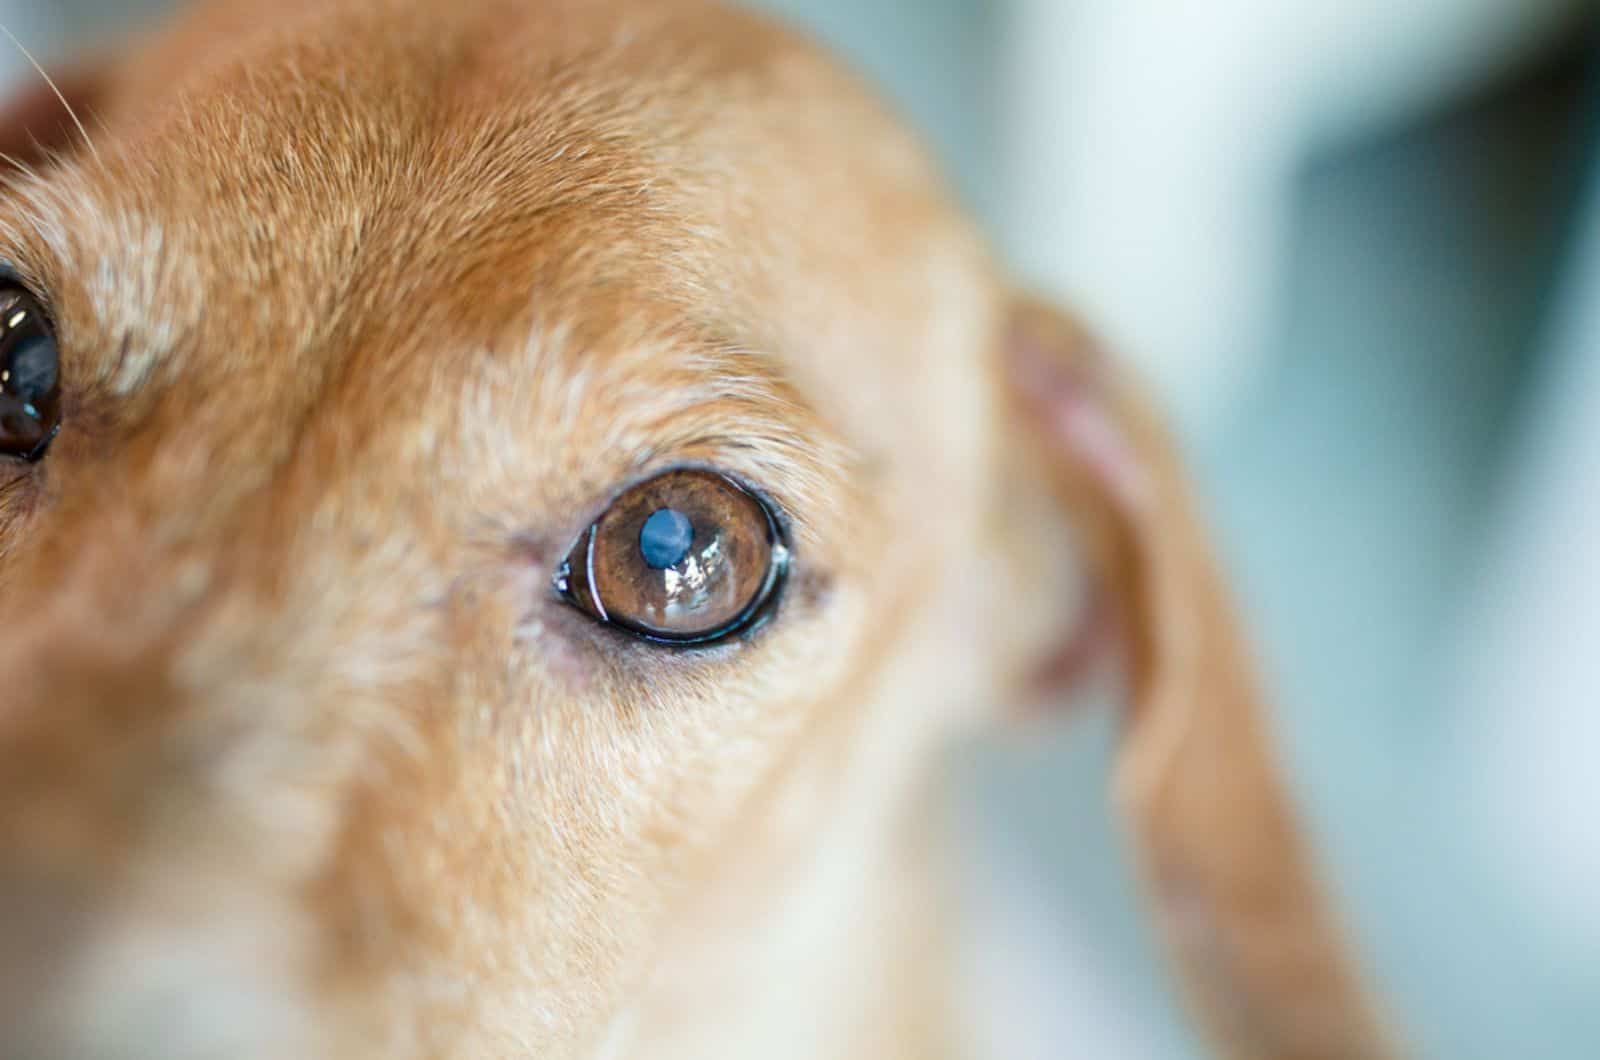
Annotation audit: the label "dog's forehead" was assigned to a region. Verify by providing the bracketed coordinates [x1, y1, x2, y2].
[11, 0, 997, 514]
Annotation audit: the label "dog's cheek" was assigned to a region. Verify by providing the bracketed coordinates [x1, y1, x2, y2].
[288, 591, 647, 1056]
[305, 547, 867, 1056]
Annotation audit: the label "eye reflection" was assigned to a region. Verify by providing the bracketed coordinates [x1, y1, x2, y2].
[558, 470, 787, 645]
[661, 537, 723, 609]
[0, 284, 62, 461]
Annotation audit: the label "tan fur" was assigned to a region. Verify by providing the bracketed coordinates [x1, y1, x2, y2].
[0, 2, 1399, 1058]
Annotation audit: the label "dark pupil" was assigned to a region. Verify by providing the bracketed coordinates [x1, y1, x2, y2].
[639, 508, 694, 570]
[0, 293, 61, 460]
[8, 336, 58, 399]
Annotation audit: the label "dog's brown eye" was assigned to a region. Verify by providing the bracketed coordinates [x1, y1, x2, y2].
[0, 285, 61, 461]
[557, 470, 789, 645]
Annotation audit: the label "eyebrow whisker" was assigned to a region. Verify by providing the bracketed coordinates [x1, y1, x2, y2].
[0, 22, 101, 165]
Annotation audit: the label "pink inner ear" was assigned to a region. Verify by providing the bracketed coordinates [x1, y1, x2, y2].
[1007, 334, 1154, 709]
[1026, 580, 1122, 708]
[1010, 333, 1154, 518]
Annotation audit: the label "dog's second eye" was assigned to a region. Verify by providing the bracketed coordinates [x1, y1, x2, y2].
[556, 470, 788, 645]
[0, 286, 61, 461]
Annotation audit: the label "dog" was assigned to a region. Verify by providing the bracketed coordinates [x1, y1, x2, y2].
[0, 1, 1400, 1057]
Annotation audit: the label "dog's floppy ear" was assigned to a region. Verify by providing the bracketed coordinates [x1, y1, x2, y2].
[998, 296, 1401, 1060]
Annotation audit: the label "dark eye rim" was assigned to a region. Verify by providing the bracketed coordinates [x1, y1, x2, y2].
[554, 467, 793, 648]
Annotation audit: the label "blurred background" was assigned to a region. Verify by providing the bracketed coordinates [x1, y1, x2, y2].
[8, 1, 1599, 1057]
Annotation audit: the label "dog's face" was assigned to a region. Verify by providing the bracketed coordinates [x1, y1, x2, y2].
[0, 2, 1395, 1059]
[0, 2, 1019, 1054]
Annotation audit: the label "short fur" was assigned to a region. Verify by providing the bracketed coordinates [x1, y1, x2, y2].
[0, 2, 1398, 1058]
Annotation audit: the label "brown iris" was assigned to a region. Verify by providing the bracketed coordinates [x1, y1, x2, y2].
[557, 469, 788, 645]
[0, 284, 61, 461]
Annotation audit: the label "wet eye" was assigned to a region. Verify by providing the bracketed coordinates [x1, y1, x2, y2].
[557, 469, 789, 645]
[0, 284, 61, 462]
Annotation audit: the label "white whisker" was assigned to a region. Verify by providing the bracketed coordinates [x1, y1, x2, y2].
[0, 149, 34, 178]
[0, 22, 100, 164]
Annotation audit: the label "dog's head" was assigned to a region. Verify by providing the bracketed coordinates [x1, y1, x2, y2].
[0, 1, 1394, 1057]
